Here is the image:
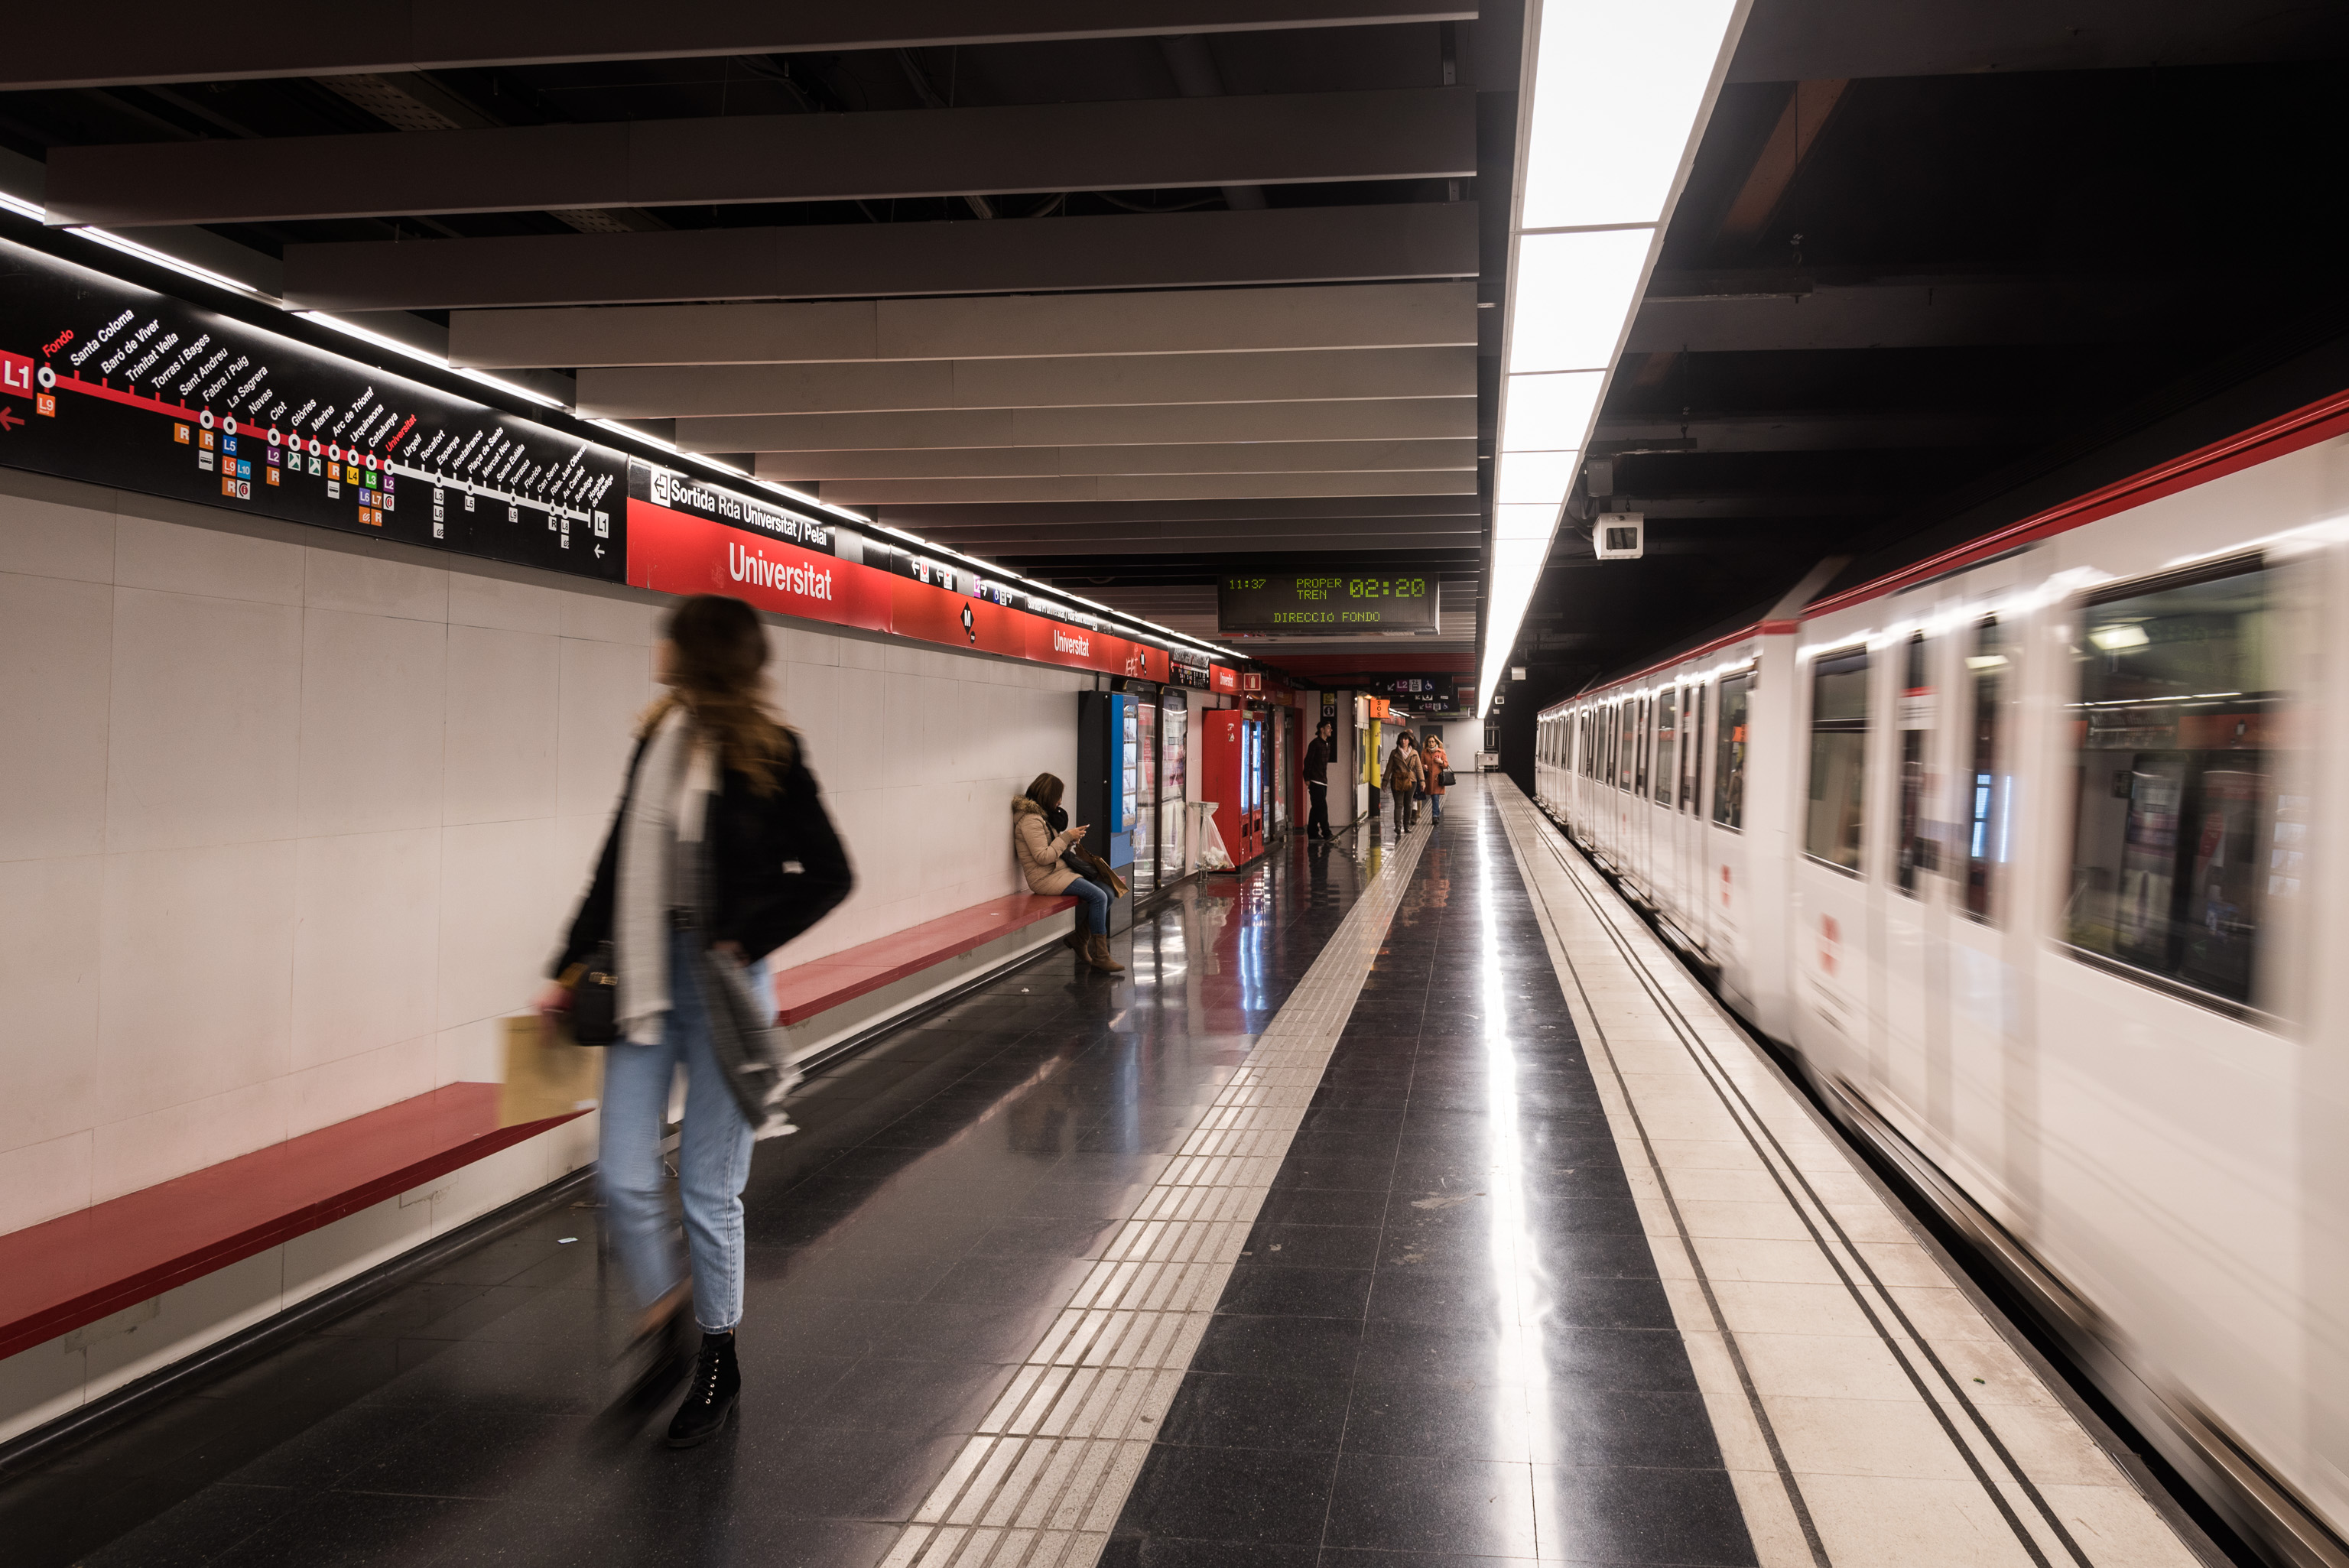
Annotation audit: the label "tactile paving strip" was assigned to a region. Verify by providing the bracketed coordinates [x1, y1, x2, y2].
[876, 823, 1435, 1568]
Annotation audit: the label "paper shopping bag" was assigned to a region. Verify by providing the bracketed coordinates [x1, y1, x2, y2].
[498, 1014, 603, 1128]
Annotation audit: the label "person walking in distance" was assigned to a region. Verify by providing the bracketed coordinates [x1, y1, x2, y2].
[538, 595, 853, 1448]
[1303, 717, 1334, 839]
[1422, 729, 1451, 826]
[1388, 731, 1424, 833]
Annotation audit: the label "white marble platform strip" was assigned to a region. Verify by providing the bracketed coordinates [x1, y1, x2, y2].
[1490, 778, 2214, 1568]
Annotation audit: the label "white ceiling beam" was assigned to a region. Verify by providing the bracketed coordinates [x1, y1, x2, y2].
[756, 438, 1477, 480]
[677, 397, 1477, 453]
[451, 281, 1477, 368]
[812, 470, 1477, 504]
[5, 3, 1473, 91]
[46, 89, 1473, 228]
[582, 346, 1474, 418]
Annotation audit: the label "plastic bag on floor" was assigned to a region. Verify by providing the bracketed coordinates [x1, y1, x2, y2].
[1194, 804, 1233, 871]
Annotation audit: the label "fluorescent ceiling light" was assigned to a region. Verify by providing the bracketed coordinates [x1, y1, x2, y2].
[1506, 229, 1652, 373]
[0, 191, 47, 221]
[1494, 502, 1561, 541]
[453, 366, 566, 409]
[297, 310, 449, 370]
[1520, 0, 1741, 230]
[1501, 371, 1603, 451]
[1496, 450, 1581, 505]
[76, 226, 261, 297]
[590, 417, 675, 452]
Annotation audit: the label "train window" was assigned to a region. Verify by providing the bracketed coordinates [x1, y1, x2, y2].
[1655, 690, 1678, 807]
[1895, 632, 1936, 896]
[1965, 616, 2010, 923]
[1681, 683, 1704, 811]
[2064, 561, 2288, 1012]
[1805, 648, 1870, 873]
[1711, 671, 1751, 829]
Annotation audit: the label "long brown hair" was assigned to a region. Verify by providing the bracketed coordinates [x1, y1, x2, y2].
[1025, 773, 1064, 813]
[639, 595, 792, 794]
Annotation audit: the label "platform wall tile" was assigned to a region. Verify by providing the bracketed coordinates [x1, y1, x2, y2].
[0, 572, 112, 861]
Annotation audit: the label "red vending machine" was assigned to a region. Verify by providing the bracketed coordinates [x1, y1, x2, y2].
[1200, 709, 1265, 867]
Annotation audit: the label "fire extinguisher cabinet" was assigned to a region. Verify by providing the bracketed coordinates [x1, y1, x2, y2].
[1199, 709, 1265, 867]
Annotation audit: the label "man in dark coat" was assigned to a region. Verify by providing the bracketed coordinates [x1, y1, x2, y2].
[1303, 718, 1334, 839]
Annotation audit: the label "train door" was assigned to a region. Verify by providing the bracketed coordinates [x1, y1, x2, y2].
[1706, 665, 1753, 1000]
[1674, 677, 1705, 947]
[1652, 685, 1681, 915]
[1941, 565, 2029, 1193]
[1880, 625, 1950, 1130]
[1791, 640, 1873, 1077]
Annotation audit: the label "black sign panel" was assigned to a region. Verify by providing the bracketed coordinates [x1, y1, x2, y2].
[0, 240, 625, 580]
[1361, 673, 1461, 713]
[1217, 572, 1440, 635]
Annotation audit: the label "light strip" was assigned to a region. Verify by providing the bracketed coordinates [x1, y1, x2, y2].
[71, 226, 265, 299]
[1478, 0, 1750, 719]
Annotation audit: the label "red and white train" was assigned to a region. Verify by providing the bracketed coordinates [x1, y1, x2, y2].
[1534, 394, 2349, 1565]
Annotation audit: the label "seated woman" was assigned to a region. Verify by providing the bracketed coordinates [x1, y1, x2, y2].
[1013, 773, 1123, 973]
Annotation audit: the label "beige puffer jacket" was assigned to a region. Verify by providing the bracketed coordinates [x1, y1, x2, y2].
[1012, 797, 1083, 895]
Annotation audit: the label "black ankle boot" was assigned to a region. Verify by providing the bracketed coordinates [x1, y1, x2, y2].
[665, 1330, 741, 1448]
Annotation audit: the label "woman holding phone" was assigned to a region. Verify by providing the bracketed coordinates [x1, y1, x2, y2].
[1013, 773, 1121, 972]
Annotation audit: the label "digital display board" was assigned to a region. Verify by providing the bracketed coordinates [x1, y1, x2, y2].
[0, 239, 625, 582]
[1218, 573, 1440, 635]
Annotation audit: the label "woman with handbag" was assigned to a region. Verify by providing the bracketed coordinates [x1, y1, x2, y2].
[536, 594, 852, 1447]
[1387, 732, 1424, 833]
[1013, 773, 1123, 973]
[1423, 731, 1451, 826]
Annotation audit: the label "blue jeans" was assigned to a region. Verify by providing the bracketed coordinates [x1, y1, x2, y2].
[1428, 791, 1444, 822]
[599, 927, 771, 1333]
[1068, 877, 1110, 935]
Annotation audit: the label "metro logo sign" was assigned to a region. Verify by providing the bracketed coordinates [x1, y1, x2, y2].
[0, 351, 33, 398]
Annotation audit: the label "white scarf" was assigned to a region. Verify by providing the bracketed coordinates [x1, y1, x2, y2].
[616, 706, 717, 1045]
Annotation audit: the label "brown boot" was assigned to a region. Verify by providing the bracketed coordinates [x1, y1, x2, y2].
[1084, 934, 1124, 973]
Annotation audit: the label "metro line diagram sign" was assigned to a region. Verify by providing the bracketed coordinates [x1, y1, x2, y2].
[0, 239, 625, 581]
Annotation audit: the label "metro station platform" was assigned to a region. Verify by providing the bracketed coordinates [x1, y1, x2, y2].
[0, 781, 2216, 1568]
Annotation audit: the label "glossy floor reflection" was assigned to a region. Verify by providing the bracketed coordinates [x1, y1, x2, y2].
[1108, 789, 1756, 1566]
[2, 827, 1391, 1568]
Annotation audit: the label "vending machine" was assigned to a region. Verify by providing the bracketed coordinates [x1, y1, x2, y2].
[1075, 691, 1139, 931]
[1200, 708, 1265, 866]
[1132, 696, 1158, 901]
[1160, 690, 1188, 884]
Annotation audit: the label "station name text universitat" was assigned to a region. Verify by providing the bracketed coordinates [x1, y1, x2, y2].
[728, 541, 833, 600]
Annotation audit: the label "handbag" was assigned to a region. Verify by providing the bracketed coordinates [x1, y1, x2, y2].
[568, 940, 621, 1046]
[1440, 769, 1457, 787]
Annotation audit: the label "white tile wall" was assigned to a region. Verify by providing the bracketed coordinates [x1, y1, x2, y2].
[0, 473, 1085, 1236]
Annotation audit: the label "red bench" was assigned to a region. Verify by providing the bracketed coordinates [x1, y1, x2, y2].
[0, 893, 1080, 1365]
[0, 1084, 583, 1362]
[770, 892, 1077, 1024]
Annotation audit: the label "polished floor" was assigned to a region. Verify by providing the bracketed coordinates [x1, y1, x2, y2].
[1, 781, 2213, 1568]
[1103, 789, 1750, 1566]
[1, 807, 1389, 1568]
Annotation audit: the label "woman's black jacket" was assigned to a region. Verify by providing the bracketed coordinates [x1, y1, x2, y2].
[551, 728, 853, 977]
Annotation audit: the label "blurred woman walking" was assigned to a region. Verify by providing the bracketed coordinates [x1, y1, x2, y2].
[539, 594, 852, 1447]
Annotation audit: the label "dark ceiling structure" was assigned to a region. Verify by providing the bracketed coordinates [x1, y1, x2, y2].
[5, 2, 2348, 693]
